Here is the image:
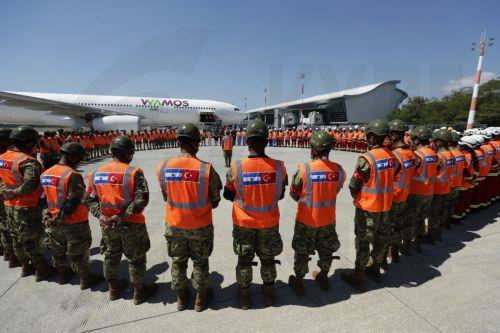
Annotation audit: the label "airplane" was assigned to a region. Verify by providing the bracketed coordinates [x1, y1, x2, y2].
[0, 91, 246, 130]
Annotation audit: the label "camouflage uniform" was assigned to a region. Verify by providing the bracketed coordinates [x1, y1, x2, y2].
[407, 194, 433, 239]
[428, 146, 451, 233]
[86, 170, 151, 283]
[0, 198, 13, 254]
[388, 201, 407, 247]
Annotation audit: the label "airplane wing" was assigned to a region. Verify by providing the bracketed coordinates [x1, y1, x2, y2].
[0, 91, 140, 120]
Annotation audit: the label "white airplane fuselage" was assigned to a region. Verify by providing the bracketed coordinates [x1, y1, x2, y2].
[0, 92, 245, 128]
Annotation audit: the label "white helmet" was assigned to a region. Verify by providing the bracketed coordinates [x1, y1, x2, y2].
[471, 134, 485, 145]
[458, 135, 477, 148]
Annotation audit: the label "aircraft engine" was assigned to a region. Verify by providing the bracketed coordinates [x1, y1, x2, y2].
[91, 115, 140, 131]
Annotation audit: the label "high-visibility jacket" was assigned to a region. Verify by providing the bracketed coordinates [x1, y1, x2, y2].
[296, 159, 344, 226]
[157, 156, 212, 229]
[460, 150, 474, 190]
[231, 157, 285, 229]
[39, 136, 51, 153]
[222, 135, 233, 151]
[272, 132, 277, 139]
[87, 161, 145, 223]
[50, 136, 61, 152]
[410, 147, 438, 196]
[480, 143, 495, 177]
[354, 148, 396, 213]
[0, 150, 42, 208]
[392, 147, 416, 202]
[450, 147, 465, 188]
[434, 149, 455, 195]
[41, 164, 89, 223]
[490, 140, 499, 176]
[473, 147, 486, 179]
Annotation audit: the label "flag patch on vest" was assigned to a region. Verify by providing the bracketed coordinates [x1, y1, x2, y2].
[486, 150, 494, 155]
[242, 172, 277, 185]
[455, 156, 464, 163]
[41, 175, 60, 187]
[0, 160, 13, 170]
[375, 158, 396, 170]
[310, 171, 338, 183]
[94, 172, 124, 185]
[165, 168, 200, 182]
[446, 159, 455, 166]
[425, 156, 437, 163]
[403, 159, 416, 169]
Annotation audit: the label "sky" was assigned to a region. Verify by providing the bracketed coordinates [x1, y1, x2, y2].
[0, 0, 499, 110]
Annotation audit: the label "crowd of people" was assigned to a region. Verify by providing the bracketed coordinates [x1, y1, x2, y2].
[0, 119, 498, 312]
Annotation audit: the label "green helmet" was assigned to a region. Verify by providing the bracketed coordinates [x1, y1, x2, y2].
[110, 136, 135, 152]
[365, 119, 389, 137]
[450, 131, 462, 143]
[411, 126, 432, 140]
[310, 130, 333, 151]
[176, 123, 200, 141]
[388, 119, 408, 132]
[432, 129, 453, 143]
[246, 119, 268, 139]
[0, 128, 12, 141]
[10, 126, 40, 143]
[60, 142, 86, 160]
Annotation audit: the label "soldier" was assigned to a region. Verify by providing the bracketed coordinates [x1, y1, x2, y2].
[406, 126, 437, 252]
[41, 142, 104, 288]
[288, 130, 344, 296]
[426, 129, 454, 243]
[157, 123, 222, 312]
[448, 132, 466, 225]
[340, 119, 397, 291]
[385, 120, 416, 261]
[224, 119, 288, 309]
[0, 126, 53, 280]
[39, 131, 53, 170]
[85, 136, 158, 305]
[222, 130, 234, 168]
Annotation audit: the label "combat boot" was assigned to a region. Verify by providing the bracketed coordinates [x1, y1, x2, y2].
[21, 263, 35, 277]
[194, 287, 213, 312]
[262, 283, 274, 307]
[237, 286, 251, 310]
[107, 279, 128, 300]
[380, 258, 389, 271]
[312, 270, 329, 291]
[133, 282, 159, 305]
[423, 232, 435, 245]
[9, 252, 22, 268]
[176, 289, 189, 311]
[340, 268, 365, 292]
[413, 237, 423, 253]
[288, 275, 305, 296]
[401, 241, 413, 256]
[3, 250, 8, 261]
[57, 267, 75, 285]
[391, 245, 400, 263]
[80, 272, 105, 290]
[35, 262, 55, 282]
[365, 263, 382, 283]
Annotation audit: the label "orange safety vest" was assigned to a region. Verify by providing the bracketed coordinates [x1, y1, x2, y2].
[87, 161, 145, 223]
[434, 150, 455, 195]
[410, 147, 437, 196]
[296, 159, 344, 227]
[354, 148, 396, 212]
[392, 147, 416, 202]
[231, 157, 285, 229]
[157, 156, 212, 229]
[450, 148, 465, 188]
[0, 150, 42, 208]
[222, 135, 233, 151]
[473, 148, 486, 179]
[39, 137, 51, 153]
[41, 164, 89, 223]
[480, 143, 495, 177]
[490, 140, 500, 175]
[460, 151, 474, 190]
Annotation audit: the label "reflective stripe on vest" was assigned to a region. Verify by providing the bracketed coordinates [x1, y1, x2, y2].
[93, 166, 134, 209]
[413, 150, 436, 183]
[298, 162, 344, 208]
[45, 168, 74, 209]
[435, 152, 454, 183]
[360, 151, 394, 194]
[393, 150, 412, 190]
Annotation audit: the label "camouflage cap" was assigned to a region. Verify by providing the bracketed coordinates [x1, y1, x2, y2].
[10, 126, 40, 142]
[365, 119, 389, 137]
[388, 119, 408, 132]
[246, 119, 268, 139]
[60, 142, 86, 160]
[432, 128, 453, 143]
[411, 126, 432, 140]
[310, 130, 333, 151]
[176, 123, 200, 141]
[110, 136, 135, 152]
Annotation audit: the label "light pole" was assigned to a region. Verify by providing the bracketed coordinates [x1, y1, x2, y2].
[244, 97, 247, 111]
[467, 31, 495, 129]
[300, 73, 305, 125]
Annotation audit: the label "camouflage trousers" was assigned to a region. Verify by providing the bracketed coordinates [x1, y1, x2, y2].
[406, 194, 433, 239]
[164, 224, 214, 292]
[0, 205, 13, 252]
[46, 222, 92, 274]
[292, 221, 340, 278]
[101, 222, 151, 284]
[429, 193, 451, 232]
[354, 208, 390, 270]
[233, 225, 283, 288]
[448, 187, 459, 220]
[387, 201, 408, 245]
[5, 206, 44, 265]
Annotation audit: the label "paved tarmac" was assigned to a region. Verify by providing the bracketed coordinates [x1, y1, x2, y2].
[0, 145, 499, 333]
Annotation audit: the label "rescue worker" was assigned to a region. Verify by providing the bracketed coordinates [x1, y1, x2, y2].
[41, 142, 104, 288]
[39, 131, 53, 169]
[288, 130, 345, 296]
[85, 136, 158, 305]
[157, 123, 222, 312]
[448, 132, 466, 225]
[341, 119, 397, 291]
[222, 130, 234, 168]
[224, 119, 288, 309]
[0, 126, 53, 281]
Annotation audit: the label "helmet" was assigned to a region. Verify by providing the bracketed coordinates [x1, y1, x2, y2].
[480, 130, 492, 140]
[365, 119, 389, 137]
[450, 131, 462, 143]
[458, 136, 477, 148]
[110, 136, 135, 152]
[0, 128, 12, 141]
[10, 126, 40, 143]
[60, 142, 86, 160]
[176, 123, 200, 141]
[432, 129, 453, 143]
[246, 119, 268, 139]
[310, 130, 333, 151]
[472, 134, 484, 145]
[387, 119, 408, 132]
[411, 126, 432, 140]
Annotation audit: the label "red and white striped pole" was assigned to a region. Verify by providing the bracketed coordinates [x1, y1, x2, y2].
[466, 31, 487, 129]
